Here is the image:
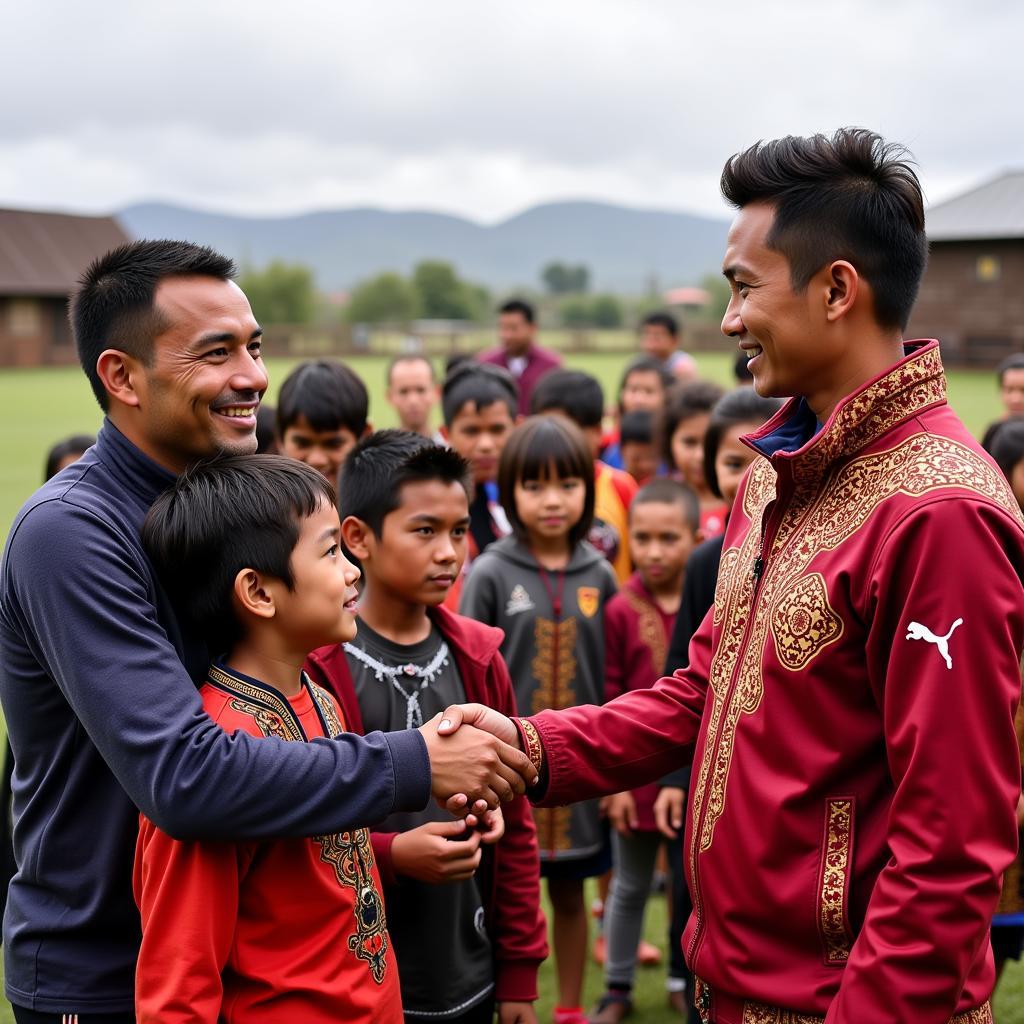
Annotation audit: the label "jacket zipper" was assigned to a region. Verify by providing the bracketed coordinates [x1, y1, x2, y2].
[686, 493, 779, 980]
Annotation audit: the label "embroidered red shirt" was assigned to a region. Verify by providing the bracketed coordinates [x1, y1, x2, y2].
[133, 664, 402, 1024]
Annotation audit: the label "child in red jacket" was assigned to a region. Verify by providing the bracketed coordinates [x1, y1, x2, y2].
[306, 430, 547, 1024]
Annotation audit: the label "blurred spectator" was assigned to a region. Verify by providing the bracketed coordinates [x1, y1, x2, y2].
[639, 312, 697, 381]
[532, 368, 638, 582]
[275, 359, 370, 482]
[660, 380, 727, 537]
[386, 354, 442, 441]
[254, 403, 278, 453]
[981, 354, 1024, 451]
[44, 434, 96, 479]
[479, 299, 562, 416]
[619, 411, 659, 485]
[990, 417, 1024, 513]
[602, 356, 673, 470]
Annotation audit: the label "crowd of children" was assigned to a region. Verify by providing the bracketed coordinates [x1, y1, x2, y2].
[27, 304, 1024, 1024]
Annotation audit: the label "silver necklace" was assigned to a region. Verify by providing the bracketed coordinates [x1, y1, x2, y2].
[344, 640, 451, 729]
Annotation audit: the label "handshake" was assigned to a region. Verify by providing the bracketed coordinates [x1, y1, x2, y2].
[417, 703, 539, 811]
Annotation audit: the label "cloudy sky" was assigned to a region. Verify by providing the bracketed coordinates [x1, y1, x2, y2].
[2, 1, 1019, 222]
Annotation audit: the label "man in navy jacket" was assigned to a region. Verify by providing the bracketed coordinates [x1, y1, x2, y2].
[0, 240, 533, 1023]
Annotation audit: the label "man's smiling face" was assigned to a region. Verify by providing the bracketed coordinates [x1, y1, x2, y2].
[132, 276, 267, 472]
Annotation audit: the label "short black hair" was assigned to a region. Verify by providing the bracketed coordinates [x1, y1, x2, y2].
[498, 298, 535, 324]
[619, 410, 655, 447]
[631, 478, 700, 532]
[997, 354, 1024, 385]
[531, 369, 604, 429]
[276, 359, 369, 437]
[659, 380, 726, 467]
[44, 434, 95, 481]
[990, 418, 1024, 483]
[703, 386, 783, 498]
[641, 312, 679, 338]
[498, 415, 595, 549]
[387, 353, 435, 385]
[71, 239, 237, 411]
[339, 429, 472, 538]
[142, 455, 335, 654]
[618, 355, 673, 409]
[441, 362, 518, 425]
[720, 127, 927, 331]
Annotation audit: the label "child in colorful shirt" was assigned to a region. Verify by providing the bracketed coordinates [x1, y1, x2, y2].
[461, 416, 618, 1024]
[136, 455, 402, 1023]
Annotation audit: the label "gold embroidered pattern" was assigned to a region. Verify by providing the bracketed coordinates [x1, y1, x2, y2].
[315, 827, 390, 983]
[209, 666, 390, 985]
[713, 548, 741, 626]
[789, 343, 946, 488]
[532, 616, 579, 852]
[691, 433, 1022, 867]
[516, 717, 544, 776]
[741, 1002, 821, 1024]
[739, 1000, 992, 1024]
[818, 798, 854, 963]
[309, 682, 345, 736]
[772, 573, 844, 672]
[531, 618, 578, 713]
[622, 588, 668, 677]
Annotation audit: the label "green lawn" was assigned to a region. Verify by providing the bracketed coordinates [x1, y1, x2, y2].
[0, 347, 1021, 1020]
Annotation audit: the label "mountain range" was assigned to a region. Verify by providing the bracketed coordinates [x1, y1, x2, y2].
[117, 200, 730, 294]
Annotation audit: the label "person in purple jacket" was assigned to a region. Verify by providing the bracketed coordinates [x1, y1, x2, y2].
[0, 239, 534, 1024]
[479, 299, 562, 418]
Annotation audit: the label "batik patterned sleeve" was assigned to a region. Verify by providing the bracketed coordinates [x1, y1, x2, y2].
[827, 496, 1024, 1023]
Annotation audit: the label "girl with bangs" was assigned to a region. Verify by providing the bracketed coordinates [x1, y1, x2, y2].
[460, 415, 618, 1024]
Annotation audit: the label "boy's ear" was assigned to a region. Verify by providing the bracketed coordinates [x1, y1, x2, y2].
[361, 422, 373, 439]
[438, 424, 450, 442]
[233, 568, 276, 621]
[341, 515, 374, 561]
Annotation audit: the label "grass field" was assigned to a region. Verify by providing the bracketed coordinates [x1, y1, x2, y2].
[1, 346, 1023, 1021]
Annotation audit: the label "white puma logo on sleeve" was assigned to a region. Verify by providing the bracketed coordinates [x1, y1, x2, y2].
[905, 618, 963, 670]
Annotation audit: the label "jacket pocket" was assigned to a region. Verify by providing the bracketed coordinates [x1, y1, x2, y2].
[817, 797, 855, 965]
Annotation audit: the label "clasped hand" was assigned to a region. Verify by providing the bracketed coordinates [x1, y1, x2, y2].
[417, 703, 535, 814]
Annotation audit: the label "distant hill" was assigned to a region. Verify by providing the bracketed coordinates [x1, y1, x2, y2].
[116, 200, 729, 294]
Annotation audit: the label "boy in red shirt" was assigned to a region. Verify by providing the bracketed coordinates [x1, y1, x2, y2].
[135, 455, 403, 1023]
[306, 431, 547, 1024]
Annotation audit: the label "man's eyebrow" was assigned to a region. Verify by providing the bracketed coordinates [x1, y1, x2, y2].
[722, 264, 751, 281]
[192, 326, 264, 349]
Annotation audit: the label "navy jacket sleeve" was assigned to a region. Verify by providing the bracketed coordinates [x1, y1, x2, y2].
[2, 500, 430, 840]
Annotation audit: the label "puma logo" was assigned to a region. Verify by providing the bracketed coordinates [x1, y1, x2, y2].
[905, 618, 963, 670]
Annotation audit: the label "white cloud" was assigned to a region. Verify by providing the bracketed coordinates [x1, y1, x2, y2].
[0, 0, 1020, 219]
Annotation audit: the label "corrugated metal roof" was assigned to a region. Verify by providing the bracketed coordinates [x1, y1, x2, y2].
[926, 171, 1024, 242]
[0, 208, 131, 296]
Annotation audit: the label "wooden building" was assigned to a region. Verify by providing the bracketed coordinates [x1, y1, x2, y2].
[0, 208, 130, 368]
[908, 171, 1024, 366]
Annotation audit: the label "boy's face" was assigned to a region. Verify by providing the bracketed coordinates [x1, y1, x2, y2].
[280, 414, 361, 481]
[1002, 369, 1024, 418]
[443, 400, 515, 484]
[387, 360, 437, 433]
[351, 479, 470, 607]
[621, 370, 665, 414]
[715, 422, 760, 508]
[629, 500, 695, 592]
[621, 440, 658, 484]
[268, 499, 361, 651]
[671, 413, 710, 492]
[640, 324, 676, 363]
